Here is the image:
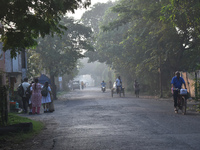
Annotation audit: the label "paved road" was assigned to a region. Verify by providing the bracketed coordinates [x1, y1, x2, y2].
[21, 87, 200, 150]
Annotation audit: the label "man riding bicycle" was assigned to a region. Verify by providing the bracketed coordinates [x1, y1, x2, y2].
[116, 76, 122, 94]
[171, 71, 187, 112]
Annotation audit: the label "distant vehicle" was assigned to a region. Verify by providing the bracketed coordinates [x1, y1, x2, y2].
[72, 81, 80, 90]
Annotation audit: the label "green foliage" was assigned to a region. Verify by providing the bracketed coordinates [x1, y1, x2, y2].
[0, 113, 44, 144]
[82, 0, 200, 96]
[0, 0, 91, 58]
[160, 0, 200, 71]
[28, 17, 93, 78]
[81, 2, 114, 35]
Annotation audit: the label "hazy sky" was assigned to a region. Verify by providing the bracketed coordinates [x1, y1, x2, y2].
[68, 0, 115, 19]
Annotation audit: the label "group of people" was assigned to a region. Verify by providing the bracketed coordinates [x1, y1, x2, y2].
[100, 76, 140, 97]
[99, 71, 187, 113]
[115, 72, 187, 113]
[115, 76, 140, 96]
[20, 77, 54, 115]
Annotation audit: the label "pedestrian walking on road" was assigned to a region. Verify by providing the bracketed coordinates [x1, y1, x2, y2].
[81, 81, 84, 90]
[134, 80, 140, 98]
[31, 78, 42, 115]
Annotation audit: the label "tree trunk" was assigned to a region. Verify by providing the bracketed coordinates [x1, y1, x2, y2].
[159, 55, 163, 98]
[50, 73, 57, 100]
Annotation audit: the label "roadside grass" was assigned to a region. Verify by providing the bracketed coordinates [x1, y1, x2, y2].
[57, 90, 69, 100]
[57, 91, 68, 97]
[0, 113, 44, 144]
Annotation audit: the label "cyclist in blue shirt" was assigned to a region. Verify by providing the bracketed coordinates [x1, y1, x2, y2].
[171, 71, 187, 111]
[116, 76, 122, 94]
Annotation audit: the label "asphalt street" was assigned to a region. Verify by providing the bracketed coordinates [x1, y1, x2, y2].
[19, 87, 200, 150]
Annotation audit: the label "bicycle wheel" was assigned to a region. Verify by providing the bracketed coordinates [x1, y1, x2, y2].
[176, 96, 182, 113]
[136, 91, 139, 98]
[181, 97, 186, 115]
[119, 88, 121, 97]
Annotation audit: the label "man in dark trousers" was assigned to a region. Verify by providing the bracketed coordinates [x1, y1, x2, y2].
[171, 71, 187, 112]
[22, 78, 30, 113]
[134, 80, 140, 98]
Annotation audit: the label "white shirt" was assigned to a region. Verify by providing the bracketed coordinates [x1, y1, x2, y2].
[41, 86, 52, 104]
[22, 82, 30, 97]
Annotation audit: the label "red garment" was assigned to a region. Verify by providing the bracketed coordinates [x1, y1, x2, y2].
[31, 83, 42, 107]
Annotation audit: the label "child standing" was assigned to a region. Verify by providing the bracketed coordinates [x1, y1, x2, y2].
[41, 81, 52, 113]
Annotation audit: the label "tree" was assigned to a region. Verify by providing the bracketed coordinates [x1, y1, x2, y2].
[0, 0, 91, 57]
[28, 17, 92, 99]
[81, 0, 200, 96]
[81, 2, 114, 35]
[161, 0, 200, 71]
[85, 0, 174, 94]
[102, 0, 184, 95]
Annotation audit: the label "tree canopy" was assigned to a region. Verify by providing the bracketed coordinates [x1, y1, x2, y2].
[0, 0, 91, 57]
[81, 0, 200, 96]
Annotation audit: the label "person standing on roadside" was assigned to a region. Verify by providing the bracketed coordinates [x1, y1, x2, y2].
[31, 78, 42, 115]
[41, 81, 52, 113]
[28, 81, 34, 115]
[22, 78, 30, 113]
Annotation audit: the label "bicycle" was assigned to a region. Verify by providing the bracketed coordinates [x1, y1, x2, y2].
[174, 88, 187, 115]
[111, 82, 125, 97]
[116, 86, 125, 97]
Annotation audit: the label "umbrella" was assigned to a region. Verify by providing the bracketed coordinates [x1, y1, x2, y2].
[38, 74, 51, 85]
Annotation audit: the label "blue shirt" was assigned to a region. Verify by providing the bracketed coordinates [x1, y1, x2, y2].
[116, 78, 122, 86]
[101, 82, 106, 87]
[171, 76, 185, 89]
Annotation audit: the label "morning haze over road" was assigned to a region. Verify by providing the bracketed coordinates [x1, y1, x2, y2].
[1, 1, 200, 150]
